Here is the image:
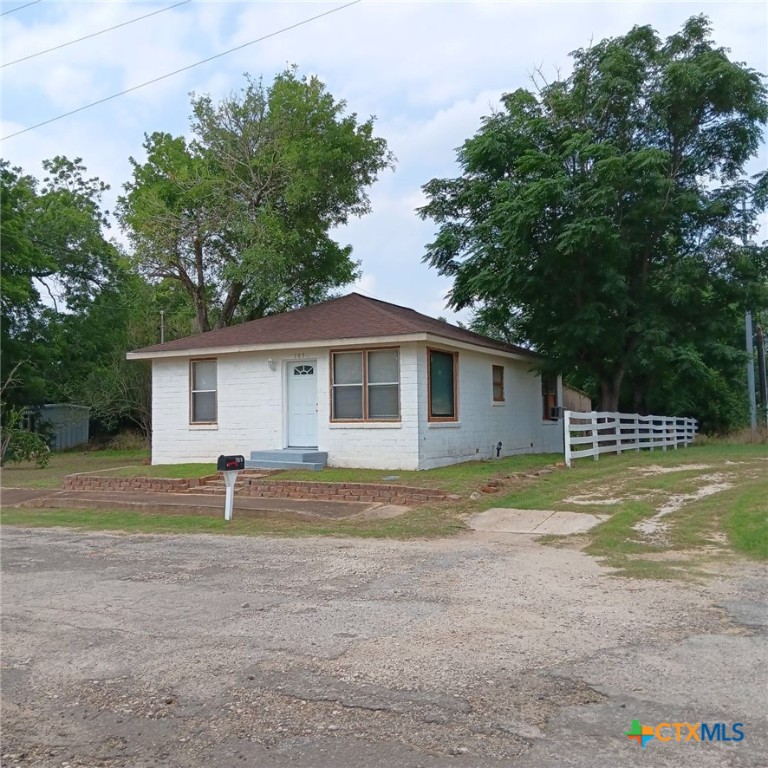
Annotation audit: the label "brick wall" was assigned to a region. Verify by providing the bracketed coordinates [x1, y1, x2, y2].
[63, 474, 219, 493]
[236, 479, 447, 504]
[62, 473, 447, 505]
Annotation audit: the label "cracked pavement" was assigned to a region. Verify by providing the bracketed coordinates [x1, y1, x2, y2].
[1, 527, 766, 767]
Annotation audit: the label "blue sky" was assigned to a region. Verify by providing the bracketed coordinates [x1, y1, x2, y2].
[2, 0, 766, 323]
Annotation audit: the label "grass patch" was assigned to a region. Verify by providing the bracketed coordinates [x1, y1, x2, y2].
[723, 483, 768, 559]
[104, 463, 216, 479]
[493, 444, 768, 578]
[3, 443, 764, 570]
[0, 449, 559, 494]
[0, 505, 466, 540]
[270, 453, 561, 494]
[584, 501, 660, 557]
[1, 449, 149, 489]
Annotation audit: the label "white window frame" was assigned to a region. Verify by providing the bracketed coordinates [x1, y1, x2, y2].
[190, 358, 217, 424]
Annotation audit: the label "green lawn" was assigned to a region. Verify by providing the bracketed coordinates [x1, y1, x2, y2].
[492, 443, 768, 577]
[0, 504, 467, 540]
[275, 453, 561, 493]
[1, 449, 560, 494]
[1, 449, 149, 489]
[2, 442, 765, 578]
[104, 463, 217, 479]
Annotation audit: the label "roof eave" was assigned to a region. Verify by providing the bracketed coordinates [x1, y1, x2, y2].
[423, 332, 539, 362]
[127, 331, 538, 362]
[126, 332, 430, 360]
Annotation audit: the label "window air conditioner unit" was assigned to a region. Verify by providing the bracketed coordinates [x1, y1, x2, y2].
[550, 406, 564, 419]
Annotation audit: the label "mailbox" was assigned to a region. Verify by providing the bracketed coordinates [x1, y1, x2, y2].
[217, 454, 245, 471]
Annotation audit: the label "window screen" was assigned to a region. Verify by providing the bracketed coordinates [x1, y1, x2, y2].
[331, 349, 400, 420]
[493, 365, 505, 402]
[191, 360, 217, 423]
[429, 350, 456, 419]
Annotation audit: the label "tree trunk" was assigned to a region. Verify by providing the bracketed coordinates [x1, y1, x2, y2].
[191, 237, 210, 334]
[192, 287, 210, 334]
[216, 281, 244, 329]
[599, 368, 625, 412]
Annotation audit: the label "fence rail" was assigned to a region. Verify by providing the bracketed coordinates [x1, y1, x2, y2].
[563, 410, 698, 467]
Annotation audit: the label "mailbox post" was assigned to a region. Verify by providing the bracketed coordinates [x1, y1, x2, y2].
[216, 455, 245, 521]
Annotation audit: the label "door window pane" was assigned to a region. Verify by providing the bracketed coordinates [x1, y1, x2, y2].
[429, 351, 456, 418]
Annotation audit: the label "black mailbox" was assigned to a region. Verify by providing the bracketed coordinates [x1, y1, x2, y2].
[217, 454, 245, 471]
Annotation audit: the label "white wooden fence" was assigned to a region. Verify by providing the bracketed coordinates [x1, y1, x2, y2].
[563, 410, 698, 467]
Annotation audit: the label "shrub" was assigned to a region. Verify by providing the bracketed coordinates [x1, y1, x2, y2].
[0, 405, 51, 468]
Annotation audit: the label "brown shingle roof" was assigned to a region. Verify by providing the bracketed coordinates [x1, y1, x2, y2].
[129, 293, 536, 358]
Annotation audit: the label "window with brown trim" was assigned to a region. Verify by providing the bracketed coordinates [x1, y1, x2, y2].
[331, 348, 400, 421]
[190, 359, 217, 423]
[428, 349, 458, 420]
[492, 365, 505, 402]
[542, 374, 558, 420]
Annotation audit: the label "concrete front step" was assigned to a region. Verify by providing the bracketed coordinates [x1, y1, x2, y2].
[247, 449, 328, 472]
[244, 459, 326, 471]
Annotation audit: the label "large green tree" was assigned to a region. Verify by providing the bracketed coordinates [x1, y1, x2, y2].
[420, 16, 768, 418]
[118, 68, 393, 333]
[0, 157, 174, 440]
[1, 157, 120, 404]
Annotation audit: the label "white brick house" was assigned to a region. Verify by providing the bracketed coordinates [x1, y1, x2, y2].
[127, 294, 564, 470]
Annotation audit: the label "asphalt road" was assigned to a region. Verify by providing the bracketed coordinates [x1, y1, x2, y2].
[1, 527, 766, 767]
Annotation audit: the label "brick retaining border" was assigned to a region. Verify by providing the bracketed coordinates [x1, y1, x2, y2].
[236, 479, 447, 505]
[62, 473, 448, 506]
[63, 474, 219, 493]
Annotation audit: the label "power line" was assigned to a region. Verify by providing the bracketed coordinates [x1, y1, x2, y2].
[2, 0, 363, 141]
[2, 0, 192, 69]
[1, 0, 41, 17]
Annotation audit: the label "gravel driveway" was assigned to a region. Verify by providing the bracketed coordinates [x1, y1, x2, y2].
[1, 527, 766, 767]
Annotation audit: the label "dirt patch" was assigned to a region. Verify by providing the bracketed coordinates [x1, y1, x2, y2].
[635, 463, 713, 475]
[634, 481, 733, 537]
[563, 493, 646, 506]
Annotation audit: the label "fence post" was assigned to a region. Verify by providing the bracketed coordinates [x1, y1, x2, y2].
[564, 410, 572, 468]
[614, 412, 621, 455]
[592, 412, 599, 461]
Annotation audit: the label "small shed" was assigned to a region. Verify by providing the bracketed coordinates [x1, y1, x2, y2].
[563, 386, 592, 413]
[31, 404, 90, 451]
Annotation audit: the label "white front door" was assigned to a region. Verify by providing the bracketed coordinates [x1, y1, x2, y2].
[287, 361, 318, 447]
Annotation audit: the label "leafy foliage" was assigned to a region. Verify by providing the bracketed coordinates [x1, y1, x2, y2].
[0, 158, 121, 405]
[0, 366, 50, 468]
[118, 68, 393, 333]
[420, 16, 768, 425]
[0, 157, 165, 438]
[0, 406, 51, 468]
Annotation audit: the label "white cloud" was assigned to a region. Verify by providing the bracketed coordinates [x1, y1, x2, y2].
[2, 0, 765, 323]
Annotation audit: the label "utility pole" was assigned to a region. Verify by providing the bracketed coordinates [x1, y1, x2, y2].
[741, 199, 758, 431]
[756, 321, 767, 427]
[746, 312, 757, 430]
[160, 310, 165, 344]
